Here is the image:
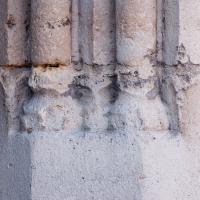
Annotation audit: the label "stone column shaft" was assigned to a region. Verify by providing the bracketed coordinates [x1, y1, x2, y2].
[31, 0, 71, 66]
[116, 0, 156, 67]
[113, 0, 169, 131]
[0, 0, 30, 66]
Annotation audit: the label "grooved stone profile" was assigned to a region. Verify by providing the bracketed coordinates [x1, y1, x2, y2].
[1, 1, 200, 200]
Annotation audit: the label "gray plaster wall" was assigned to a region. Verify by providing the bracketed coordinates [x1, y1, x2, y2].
[0, 0, 200, 200]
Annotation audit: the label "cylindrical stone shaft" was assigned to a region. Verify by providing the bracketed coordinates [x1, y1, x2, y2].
[31, 0, 71, 66]
[0, 0, 30, 66]
[116, 0, 156, 67]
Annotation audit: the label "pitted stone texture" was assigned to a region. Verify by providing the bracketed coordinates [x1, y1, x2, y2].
[29, 131, 141, 200]
[116, 0, 156, 67]
[139, 132, 195, 200]
[31, 0, 71, 65]
[0, 134, 32, 200]
[0, 0, 30, 66]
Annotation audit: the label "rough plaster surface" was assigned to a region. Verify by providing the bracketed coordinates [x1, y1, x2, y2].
[0, 0, 200, 200]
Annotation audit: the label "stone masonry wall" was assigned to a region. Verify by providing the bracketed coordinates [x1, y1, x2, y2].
[0, 0, 200, 199]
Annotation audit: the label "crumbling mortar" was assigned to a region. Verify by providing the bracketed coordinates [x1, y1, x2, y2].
[159, 61, 200, 133]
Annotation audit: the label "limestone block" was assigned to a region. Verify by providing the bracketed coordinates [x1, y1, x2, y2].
[29, 131, 141, 200]
[0, 0, 30, 66]
[138, 132, 194, 200]
[31, 0, 71, 66]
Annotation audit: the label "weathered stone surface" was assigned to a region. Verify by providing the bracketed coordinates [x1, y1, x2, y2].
[116, 0, 156, 67]
[31, 0, 71, 65]
[163, 0, 200, 65]
[70, 64, 114, 132]
[0, 0, 30, 66]
[21, 66, 82, 133]
[115, 0, 169, 132]
[1, 1, 200, 200]
[181, 82, 200, 136]
[179, 0, 200, 64]
[28, 131, 141, 200]
[0, 68, 31, 134]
